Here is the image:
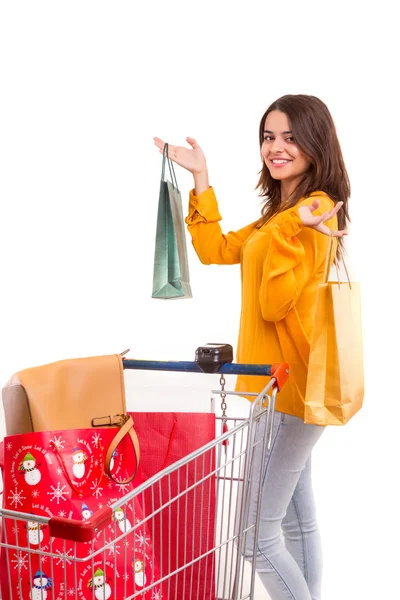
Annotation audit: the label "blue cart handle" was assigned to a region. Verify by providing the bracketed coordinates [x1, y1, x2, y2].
[122, 360, 289, 391]
[123, 360, 272, 376]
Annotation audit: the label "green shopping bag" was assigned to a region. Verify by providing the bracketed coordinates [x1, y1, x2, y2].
[152, 144, 193, 299]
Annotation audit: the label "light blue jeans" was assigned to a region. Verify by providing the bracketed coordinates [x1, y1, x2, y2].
[244, 411, 325, 600]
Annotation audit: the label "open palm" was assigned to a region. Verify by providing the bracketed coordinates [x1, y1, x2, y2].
[153, 136, 207, 175]
[298, 200, 347, 237]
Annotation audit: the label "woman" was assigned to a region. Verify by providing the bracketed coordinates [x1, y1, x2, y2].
[154, 94, 349, 600]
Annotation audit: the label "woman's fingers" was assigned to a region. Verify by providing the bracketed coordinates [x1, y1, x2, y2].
[312, 201, 345, 227]
[299, 209, 328, 226]
[316, 222, 348, 237]
[154, 137, 195, 159]
[153, 137, 165, 149]
[153, 138, 175, 151]
[308, 215, 326, 225]
[308, 200, 344, 221]
[186, 136, 199, 149]
[325, 201, 343, 220]
[154, 136, 198, 150]
[158, 148, 175, 156]
[310, 199, 320, 211]
[318, 212, 329, 223]
[333, 201, 344, 212]
[154, 138, 180, 159]
[299, 201, 347, 237]
[330, 229, 348, 238]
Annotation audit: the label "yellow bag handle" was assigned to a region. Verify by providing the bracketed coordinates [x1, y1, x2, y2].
[323, 233, 352, 290]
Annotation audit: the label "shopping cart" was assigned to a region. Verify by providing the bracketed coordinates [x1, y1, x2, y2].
[0, 357, 289, 600]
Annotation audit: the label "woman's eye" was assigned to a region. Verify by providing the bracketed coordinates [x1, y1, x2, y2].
[263, 136, 273, 142]
[286, 137, 295, 143]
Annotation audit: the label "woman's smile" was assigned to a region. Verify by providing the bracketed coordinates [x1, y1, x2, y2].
[269, 158, 292, 167]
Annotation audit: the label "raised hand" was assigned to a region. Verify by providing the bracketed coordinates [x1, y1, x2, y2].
[298, 200, 347, 237]
[153, 137, 207, 175]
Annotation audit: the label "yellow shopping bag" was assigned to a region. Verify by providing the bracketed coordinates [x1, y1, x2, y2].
[304, 237, 364, 425]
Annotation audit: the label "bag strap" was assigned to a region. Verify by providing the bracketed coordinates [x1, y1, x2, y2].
[340, 249, 352, 290]
[323, 233, 352, 289]
[105, 415, 140, 484]
[323, 233, 336, 284]
[161, 143, 179, 190]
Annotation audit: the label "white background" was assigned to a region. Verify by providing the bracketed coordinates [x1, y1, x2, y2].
[0, 2, 398, 598]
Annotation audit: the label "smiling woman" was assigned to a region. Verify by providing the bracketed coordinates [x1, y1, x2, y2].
[257, 95, 350, 257]
[154, 94, 352, 600]
[262, 112, 311, 188]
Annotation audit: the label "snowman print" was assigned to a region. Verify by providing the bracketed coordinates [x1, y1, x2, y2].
[30, 570, 52, 600]
[27, 521, 44, 546]
[71, 447, 88, 479]
[81, 502, 93, 521]
[133, 556, 146, 588]
[114, 507, 131, 533]
[87, 568, 112, 600]
[19, 452, 41, 486]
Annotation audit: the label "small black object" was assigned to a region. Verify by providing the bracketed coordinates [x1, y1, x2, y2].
[195, 343, 234, 373]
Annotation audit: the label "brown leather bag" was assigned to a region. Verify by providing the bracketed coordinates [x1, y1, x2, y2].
[2, 352, 140, 483]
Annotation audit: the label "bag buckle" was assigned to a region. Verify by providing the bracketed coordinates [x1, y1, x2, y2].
[92, 414, 127, 428]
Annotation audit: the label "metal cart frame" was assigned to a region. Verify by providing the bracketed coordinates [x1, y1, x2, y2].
[0, 359, 288, 600]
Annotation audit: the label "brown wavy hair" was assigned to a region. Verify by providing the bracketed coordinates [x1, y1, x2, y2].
[256, 94, 350, 257]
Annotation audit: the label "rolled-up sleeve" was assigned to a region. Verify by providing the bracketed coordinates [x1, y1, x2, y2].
[186, 187, 255, 265]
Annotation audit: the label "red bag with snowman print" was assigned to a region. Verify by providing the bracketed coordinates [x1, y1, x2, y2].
[0, 428, 164, 600]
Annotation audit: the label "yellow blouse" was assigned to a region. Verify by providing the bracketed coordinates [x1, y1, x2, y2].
[185, 186, 338, 420]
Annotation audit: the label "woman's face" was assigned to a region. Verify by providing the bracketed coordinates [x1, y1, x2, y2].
[261, 110, 311, 187]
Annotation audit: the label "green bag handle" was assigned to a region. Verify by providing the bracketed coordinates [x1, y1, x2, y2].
[162, 143, 179, 190]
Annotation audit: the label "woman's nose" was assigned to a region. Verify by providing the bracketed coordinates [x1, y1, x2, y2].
[270, 138, 284, 153]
